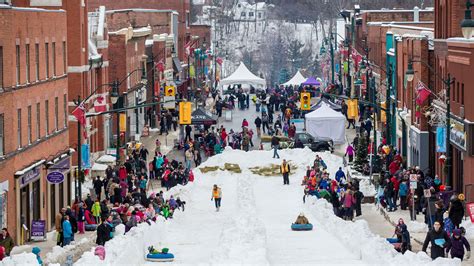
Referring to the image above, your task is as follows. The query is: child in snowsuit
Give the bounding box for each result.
[447,229,471,261]
[294,213,309,224]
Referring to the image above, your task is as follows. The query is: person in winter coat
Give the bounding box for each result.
[345,144,355,163]
[65,208,77,240]
[399,224,411,254]
[294,213,309,224]
[422,221,451,260]
[94,176,103,201]
[242,118,249,128]
[447,229,471,260]
[32,246,43,265]
[434,200,445,228]
[330,189,341,217]
[77,203,86,234]
[55,208,66,246]
[92,200,102,224]
[384,178,396,211]
[342,189,356,220]
[335,167,346,184]
[0,228,15,256]
[399,181,408,210]
[211,184,222,211]
[96,217,112,246]
[271,135,280,159]
[353,187,364,217]
[280,159,290,185]
[62,215,73,246]
[449,195,465,229]
[254,117,262,136]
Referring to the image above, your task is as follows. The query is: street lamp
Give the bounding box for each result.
[359,60,367,74]
[405,60,454,186]
[461,0,474,39]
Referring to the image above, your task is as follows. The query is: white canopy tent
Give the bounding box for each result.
[219,62,266,89]
[281,71,306,86]
[305,103,346,144]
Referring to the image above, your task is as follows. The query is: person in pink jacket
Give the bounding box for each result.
[342,188,356,221]
[345,144,355,163]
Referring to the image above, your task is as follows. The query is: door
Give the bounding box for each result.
[20,185,30,242]
[50,184,56,228]
[32,180,40,221]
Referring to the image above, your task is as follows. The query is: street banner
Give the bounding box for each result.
[119,113,127,132]
[467,202,474,223]
[179,102,192,125]
[81,144,91,169]
[436,126,446,153]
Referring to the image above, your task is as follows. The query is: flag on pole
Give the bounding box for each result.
[72,103,86,125]
[155,61,165,72]
[415,81,431,105]
[216,57,223,65]
[93,95,107,112]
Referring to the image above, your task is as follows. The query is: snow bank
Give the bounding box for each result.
[461,219,474,239]
[0,253,39,266]
[305,198,458,266]
[44,238,92,264]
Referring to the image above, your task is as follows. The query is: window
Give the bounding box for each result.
[249,12,254,17]
[462,83,465,105]
[54,97,59,131]
[0,114,4,156]
[45,100,49,135]
[45,43,49,78]
[258,12,262,19]
[35,43,39,81]
[241,11,246,17]
[17,109,21,148]
[26,44,30,83]
[52,42,56,76]
[63,94,67,127]
[62,41,66,74]
[16,45,20,85]
[0,46,3,89]
[36,103,40,139]
[27,106,31,144]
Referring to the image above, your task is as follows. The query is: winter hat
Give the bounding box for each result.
[32,246,41,255]
[453,229,461,237]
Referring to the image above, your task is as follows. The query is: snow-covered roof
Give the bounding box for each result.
[108,26,152,41]
[281,71,306,86]
[306,103,345,119]
[106,8,178,15]
[220,62,265,88]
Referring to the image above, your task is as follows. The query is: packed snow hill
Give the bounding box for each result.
[7,148,461,265]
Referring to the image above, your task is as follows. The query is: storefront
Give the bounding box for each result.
[0,181,9,230]
[14,160,45,244]
[449,118,467,193]
[46,155,72,231]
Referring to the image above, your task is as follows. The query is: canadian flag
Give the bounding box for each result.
[155,61,165,72]
[93,95,107,113]
[216,57,223,65]
[71,103,86,125]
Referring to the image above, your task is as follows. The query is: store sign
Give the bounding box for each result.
[46,172,65,184]
[450,119,466,151]
[436,126,446,153]
[20,167,40,187]
[81,144,91,169]
[48,157,70,175]
[31,220,46,241]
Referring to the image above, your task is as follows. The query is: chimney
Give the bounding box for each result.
[414,6,420,22]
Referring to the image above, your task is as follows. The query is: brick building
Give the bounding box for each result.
[0,3,71,243]
[434,0,474,201]
[108,25,151,141]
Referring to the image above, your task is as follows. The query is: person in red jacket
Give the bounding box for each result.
[242,118,249,128]
[391,176,400,208]
[389,160,400,175]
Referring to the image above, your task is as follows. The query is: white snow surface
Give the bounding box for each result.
[74,147,460,265]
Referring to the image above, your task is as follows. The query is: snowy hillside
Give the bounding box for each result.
[72,147,459,265]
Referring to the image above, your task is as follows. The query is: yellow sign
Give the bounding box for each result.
[179,102,192,125]
[347,99,359,119]
[119,113,127,132]
[380,102,386,123]
[300,92,311,111]
[165,86,176,96]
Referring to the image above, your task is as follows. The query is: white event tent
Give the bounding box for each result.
[281,71,306,86]
[219,62,266,89]
[305,103,346,144]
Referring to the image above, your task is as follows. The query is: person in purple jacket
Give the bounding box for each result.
[447,229,471,261]
[345,144,355,163]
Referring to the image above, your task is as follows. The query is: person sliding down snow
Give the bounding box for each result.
[294,213,309,224]
[211,185,222,211]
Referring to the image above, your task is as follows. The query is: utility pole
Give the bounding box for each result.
[76,95,81,201]
[445,73,452,187]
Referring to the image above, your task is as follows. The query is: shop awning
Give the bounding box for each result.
[14,160,45,176]
[173,57,182,73]
[91,163,108,171]
[96,154,116,164]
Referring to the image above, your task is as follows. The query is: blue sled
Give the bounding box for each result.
[291,223,313,231]
[146,253,175,262]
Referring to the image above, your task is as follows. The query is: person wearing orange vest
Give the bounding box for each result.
[280,159,291,185]
[211,184,222,211]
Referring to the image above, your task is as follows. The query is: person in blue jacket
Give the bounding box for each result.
[32,247,43,265]
[62,215,73,246]
[399,181,408,210]
[335,167,346,184]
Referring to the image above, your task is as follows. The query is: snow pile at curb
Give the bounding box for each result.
[407,220,429,234]
[305,198,459,266]
[44,237,92,264]
[0,253,39,266]
[461,219,474,239]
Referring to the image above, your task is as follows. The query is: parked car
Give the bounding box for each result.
[290,132,334,153]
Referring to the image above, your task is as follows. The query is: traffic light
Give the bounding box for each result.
[179,101,192,125]
[165,86,175,97]
[300,92,311,110]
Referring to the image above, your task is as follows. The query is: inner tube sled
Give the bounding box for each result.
[146,253,175,262]
[291,223,313,231]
